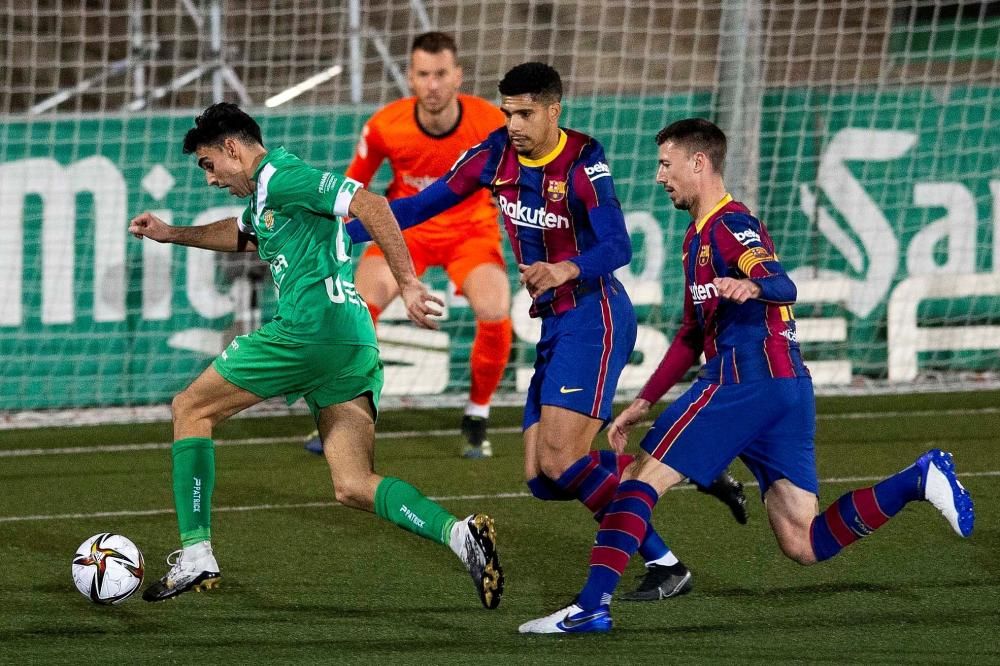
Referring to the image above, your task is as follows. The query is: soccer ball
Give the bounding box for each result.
[71,533,145,605]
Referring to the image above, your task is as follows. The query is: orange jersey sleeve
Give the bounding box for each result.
[349,95,505,243]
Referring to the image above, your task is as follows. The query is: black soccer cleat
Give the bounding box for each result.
[460,415,492,458]
[696,472,749,525]
[620,562,693,602]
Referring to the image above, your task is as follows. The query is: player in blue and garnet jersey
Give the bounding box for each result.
[350,63,745,600]
[519,118,976,634]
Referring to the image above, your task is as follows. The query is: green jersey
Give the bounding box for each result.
[239,146,376,346]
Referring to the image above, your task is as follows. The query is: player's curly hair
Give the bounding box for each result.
[655,118,727,174]
[182,102,264,154]
[498,62,562,104]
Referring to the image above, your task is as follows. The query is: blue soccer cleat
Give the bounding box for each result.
[304,430,323,455]
[916,449,974,537]
[518,603,612,634]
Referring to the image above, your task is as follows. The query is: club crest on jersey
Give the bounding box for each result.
[698,245,711,266]
[263,209,275,231]
[546,179,567,202]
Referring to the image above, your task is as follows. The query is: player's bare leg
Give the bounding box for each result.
[145,367,262,602]
[319,395,505,608]
[459,262,512,459]
[316,396,381,511]
[763,480,821,565]
[529,405,603,481]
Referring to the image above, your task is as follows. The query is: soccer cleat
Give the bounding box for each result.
[518,603,612,634]
[142,541,221,602]
[695,472,748,525]
[304,429,323,455]
[451,514,504,609]
[916,449,975,537]
[619,562,693,602]
[460,415,493,459]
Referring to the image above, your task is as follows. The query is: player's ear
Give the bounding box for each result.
[548,101,562,123]
[224,137,239,160]
[692,151,706,174]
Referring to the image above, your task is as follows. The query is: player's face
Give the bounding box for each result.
[656,141,697,212]
[501,94,561,158]
[195,141,251,197]
[409,49,462,115]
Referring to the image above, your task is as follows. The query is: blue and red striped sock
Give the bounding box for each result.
[809,462,923,561]
[529,452,671,564]
[577,479,659,610]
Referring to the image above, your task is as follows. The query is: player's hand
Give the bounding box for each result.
[713,277,761,304]
[399,278,444,330]
[129,212,174,243]
[518,261,580,298]
[607,398,651,454]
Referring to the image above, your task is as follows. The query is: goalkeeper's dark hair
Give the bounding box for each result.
[655,118,727,174]
[498,62,562,104]
[411,31,458,55]
[182,102,263,155]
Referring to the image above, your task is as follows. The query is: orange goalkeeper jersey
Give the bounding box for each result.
[346,94,505,244]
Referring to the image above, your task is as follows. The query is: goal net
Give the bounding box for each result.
[1,1,998,417]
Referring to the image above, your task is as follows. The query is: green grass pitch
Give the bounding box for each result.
[1,391,998,663]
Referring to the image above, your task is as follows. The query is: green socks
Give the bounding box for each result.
[374,477,457,546]
[172,437,215,547]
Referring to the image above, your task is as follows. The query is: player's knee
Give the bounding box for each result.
[537,453,575,481]
[171,390,195,421]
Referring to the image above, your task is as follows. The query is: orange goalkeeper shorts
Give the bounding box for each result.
[362,226,505,295]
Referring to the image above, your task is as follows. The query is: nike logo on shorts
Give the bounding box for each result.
[560,386,584,394]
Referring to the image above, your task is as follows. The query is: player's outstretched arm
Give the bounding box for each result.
[129,212,256,252]
[349,189,443,329]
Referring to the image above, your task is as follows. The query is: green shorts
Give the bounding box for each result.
[213,326,383,421]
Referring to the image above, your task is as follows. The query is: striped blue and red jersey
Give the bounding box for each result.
[387,126,632,318]
[639,195,809,402]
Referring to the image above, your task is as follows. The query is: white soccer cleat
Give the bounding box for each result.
[450,514,504,609]
[917,449,975,537]
[518,602,612,634]
[142,540,221,602]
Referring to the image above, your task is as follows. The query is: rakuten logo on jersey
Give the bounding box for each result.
[734,229,761,246]
[498,195,569,230]
[689,282,720,304]
[585,161,610,181]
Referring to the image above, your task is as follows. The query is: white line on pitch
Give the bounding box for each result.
[2,405,999,459]
[1,470,997,524]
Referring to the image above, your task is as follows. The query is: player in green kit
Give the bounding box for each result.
[128,102,504,609]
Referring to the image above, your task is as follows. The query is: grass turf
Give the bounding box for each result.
[1,391,998,663]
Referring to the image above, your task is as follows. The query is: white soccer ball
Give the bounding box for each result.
[71,533,145,605]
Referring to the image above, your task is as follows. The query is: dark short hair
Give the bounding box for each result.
[655,118,727,173]
[182,102,263,154]
[411,31,458,55]
[498,62,562,104]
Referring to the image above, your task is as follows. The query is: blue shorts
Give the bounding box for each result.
[523,279,637,430]
[640,377,817,497]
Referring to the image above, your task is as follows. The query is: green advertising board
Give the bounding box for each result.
[1,88,997,410]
